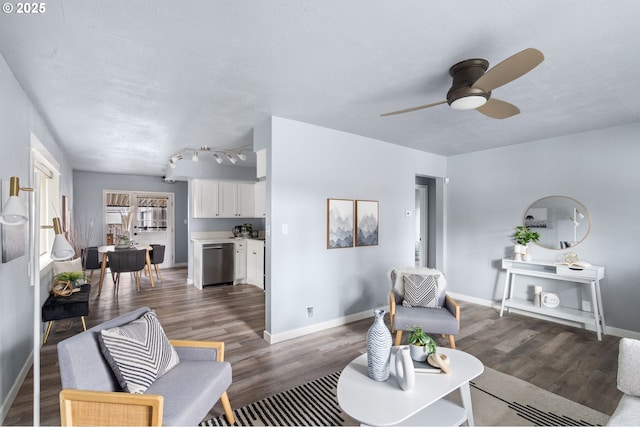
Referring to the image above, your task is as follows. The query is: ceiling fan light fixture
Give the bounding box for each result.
[450,95,487,110]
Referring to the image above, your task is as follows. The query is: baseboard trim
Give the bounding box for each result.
[448,291,640,340]
[0,350,33,425]
[264,306,389,344]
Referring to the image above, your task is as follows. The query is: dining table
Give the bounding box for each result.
[96,245,155,295]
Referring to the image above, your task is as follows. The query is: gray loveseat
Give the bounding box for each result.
[57,307,234,426]
[607,338,640,426]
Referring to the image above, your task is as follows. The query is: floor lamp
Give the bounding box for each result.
[1,177,75,426]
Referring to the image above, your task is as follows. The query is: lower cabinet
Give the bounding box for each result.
[234,241,246,281]
[246,239,265,289]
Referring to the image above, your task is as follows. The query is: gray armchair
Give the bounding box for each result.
[608,338,640,425]
[57,307,234,426]
[389,267,460,348]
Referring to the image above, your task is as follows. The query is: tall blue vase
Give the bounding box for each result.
[366,309,392,381]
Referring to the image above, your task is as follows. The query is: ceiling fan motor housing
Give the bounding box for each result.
[446,58,491,107]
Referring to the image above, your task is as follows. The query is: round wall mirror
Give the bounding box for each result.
[524,196,590,250]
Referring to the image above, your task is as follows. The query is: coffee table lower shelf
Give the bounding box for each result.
[387,399,467,426]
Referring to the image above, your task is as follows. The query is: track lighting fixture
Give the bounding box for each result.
[166,146,249,168]
[0,176,33,225]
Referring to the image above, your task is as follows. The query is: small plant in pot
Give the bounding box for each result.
[407,326,437,362]
[512,225,540,261]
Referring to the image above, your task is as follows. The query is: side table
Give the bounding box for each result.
[42,284,91,344]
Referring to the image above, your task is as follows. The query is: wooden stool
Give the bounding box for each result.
[41,284,91,344]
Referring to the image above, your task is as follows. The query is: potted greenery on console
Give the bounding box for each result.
[407,326,437,362]
[512,225,540,261]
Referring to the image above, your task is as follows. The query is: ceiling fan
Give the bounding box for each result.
[381,48,544,119]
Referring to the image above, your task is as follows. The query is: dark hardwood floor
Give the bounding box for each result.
[4,267,622,425]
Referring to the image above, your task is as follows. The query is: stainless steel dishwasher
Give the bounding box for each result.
[202,243,235,286]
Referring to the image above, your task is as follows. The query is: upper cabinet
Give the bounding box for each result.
[254,180,266,217]
[256,149,266,179]
[192,179,256,218]
[192,179,220,218]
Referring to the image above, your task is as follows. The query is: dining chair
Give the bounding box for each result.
[148,244,166,281]
[107,249,148,293]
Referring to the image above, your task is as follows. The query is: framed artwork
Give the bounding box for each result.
[327,198,354,249]
[356,200,379,246]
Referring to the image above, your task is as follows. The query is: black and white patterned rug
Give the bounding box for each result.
[201,367,609,426]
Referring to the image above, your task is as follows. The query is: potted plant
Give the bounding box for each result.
[512,226,540,261]
[55,271,86,288]
[407,326,437,362]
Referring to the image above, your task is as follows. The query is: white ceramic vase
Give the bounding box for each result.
[395,346,415,391]
[366,309,392,381]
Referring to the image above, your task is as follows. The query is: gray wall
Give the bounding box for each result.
[446,124,640,334]
[0,54,73,421]
[73,171,189,263]
[264,117,447,339]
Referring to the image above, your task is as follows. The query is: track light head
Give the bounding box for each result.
[237,152,247,161]
[226,153,238,164]
[213,153,223,164]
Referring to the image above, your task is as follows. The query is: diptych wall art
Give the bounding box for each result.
[327,198,354,249]
[356,200,379,246]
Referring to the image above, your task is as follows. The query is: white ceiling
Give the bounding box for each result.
[1,1,639,176]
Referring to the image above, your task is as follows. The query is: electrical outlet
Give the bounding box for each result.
[306,306,313,317]
[582,301,591,312]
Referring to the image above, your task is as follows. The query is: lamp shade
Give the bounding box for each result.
[0,195,28,225]
[50,217,75,261]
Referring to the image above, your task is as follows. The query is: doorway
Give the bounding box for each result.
[415,176,439,268]
[103,190,175,268]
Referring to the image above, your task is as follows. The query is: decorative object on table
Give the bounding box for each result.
[534,285,543,307]
[512,225,540,261]
[355,200,379,247]
[366,309,392,381]
[54,270,86,289]
[428,353,451,374]
[394,346,415,391]
[327,198,354,249]
[119,207,134,240]
[115,235,132,249]
[407,326,437,362]
[541,291,560,308]
[412,357,441,373]
[51,278,75,297]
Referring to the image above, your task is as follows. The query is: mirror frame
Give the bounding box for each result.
[524,195,591,250]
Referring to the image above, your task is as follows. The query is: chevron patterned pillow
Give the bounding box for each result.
[402,273,440,308]
[98,311,180,393]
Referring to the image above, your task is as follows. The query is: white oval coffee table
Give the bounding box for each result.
[337,346,484,426]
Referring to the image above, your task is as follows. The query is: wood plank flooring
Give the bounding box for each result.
[4,267,622,425]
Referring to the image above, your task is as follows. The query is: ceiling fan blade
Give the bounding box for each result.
[476,98,520,119]
[380,100,447,117]
[472,48,544,92]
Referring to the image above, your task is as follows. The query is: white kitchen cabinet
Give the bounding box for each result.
[192,179,219,218]
[256,148,266,179]
[219,181,255,217]
[246,239,265,289]
[254,180,266,218]
[234,240,247,281]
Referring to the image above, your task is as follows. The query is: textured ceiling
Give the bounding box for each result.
[1,0,639,176]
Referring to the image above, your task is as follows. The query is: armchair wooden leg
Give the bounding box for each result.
[448,335,456,349]
[395,330,403,346]
[220,391,235,424]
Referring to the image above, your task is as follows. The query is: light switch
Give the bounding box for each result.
[282,224,288,234]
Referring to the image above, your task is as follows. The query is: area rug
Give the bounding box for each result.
[201,367,609,426]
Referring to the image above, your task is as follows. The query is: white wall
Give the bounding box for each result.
[264,117,447,340]
[447,124,640,334]
[0,54,73,421]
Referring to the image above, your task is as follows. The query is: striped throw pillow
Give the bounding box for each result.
[98,311,179,393]
[402,273,440,308]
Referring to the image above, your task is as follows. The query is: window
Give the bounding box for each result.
[32,141,60,263]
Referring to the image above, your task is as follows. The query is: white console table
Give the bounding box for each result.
[500,259,605,340]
